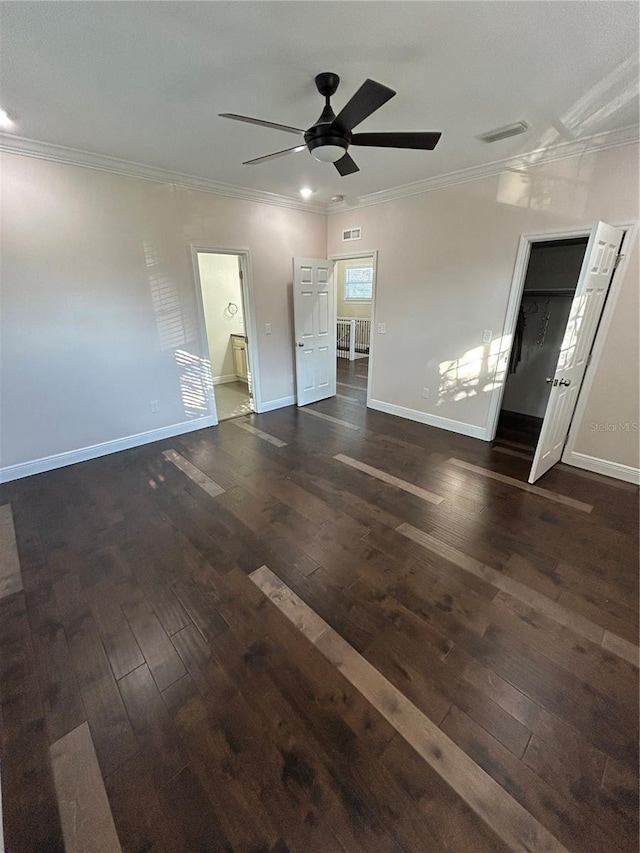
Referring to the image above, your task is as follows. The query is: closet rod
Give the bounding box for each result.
[523,289,575,297]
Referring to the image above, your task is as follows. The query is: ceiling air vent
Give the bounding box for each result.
[342,227,362,241]
[476,121,529,143]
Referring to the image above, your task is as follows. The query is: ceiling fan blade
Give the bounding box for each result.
[334,152,359,176]
[243,145,306,165]
[332,79,396,133]
[351,131,442,150]
[219,113,304,136]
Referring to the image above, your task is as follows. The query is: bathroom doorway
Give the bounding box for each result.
[194,250,255,421]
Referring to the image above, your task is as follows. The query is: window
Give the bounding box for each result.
[345,266,373,301]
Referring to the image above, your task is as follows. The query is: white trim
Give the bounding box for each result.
[0,417,215,484]
[6,130,636,221]
[368,399,489,441]
[327,128,639,212]
[0,134,326,214]
[260,395,296,412]
[212,374,238,386]
[329,249,378,408]
[563,452,640,486]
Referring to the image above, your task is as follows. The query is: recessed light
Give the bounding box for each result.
[476,121,529,143]
[299,187,314,199]
[0,108,15,130]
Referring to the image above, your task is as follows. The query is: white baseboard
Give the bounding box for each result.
[562,451,640,485]
[258,395,296,413]
[368,399,489,441]
[212,374,238,386]
[0,416,216,484]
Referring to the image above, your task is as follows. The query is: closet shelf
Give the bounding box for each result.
[523,289,574,297]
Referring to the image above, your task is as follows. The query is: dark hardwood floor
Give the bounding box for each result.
[1,359,638,852]
[495,409,544,450]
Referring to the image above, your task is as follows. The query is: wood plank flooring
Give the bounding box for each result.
[0,357,637,852]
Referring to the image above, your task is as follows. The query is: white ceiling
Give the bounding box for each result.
[2,1,638,204]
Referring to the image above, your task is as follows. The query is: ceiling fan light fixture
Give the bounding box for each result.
[310,143,347,164]
[221,72,442,177]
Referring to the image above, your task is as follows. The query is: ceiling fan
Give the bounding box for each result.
[220,72,441,176]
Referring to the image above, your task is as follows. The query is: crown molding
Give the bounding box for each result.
[0,134,327,214]
[2,125,637,217]
[328,125,639,213]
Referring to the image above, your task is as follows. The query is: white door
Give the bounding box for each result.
[529,221,624,483]
[293,258,336,406]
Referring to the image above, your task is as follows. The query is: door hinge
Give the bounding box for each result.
[613,253,625,270]
[239,269,244,280]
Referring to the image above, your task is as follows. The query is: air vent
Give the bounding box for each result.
[477,121,529,143]
[342,227,362,241]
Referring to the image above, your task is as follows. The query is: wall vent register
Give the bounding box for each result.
[342,227,362,241]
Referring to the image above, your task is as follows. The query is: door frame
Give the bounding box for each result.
[486,223,637,451]
[328,249,378,407]
[190,246,263,423]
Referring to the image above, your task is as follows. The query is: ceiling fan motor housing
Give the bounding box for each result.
[306,72,350,161]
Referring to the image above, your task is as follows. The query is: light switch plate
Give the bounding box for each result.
[265,323,272,335]
[377,323,386,334]
[482,329,492,344]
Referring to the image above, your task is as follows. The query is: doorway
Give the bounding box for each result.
[496,237,588,449]
[194,250,255,422]
[491,221,626,483]
[334,253,375,402]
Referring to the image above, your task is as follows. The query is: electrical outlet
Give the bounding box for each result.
[150,400,159,413]
[265,323,272,335]
[482,329,492,344]
[377,322,386,334]
[422,388,429,399]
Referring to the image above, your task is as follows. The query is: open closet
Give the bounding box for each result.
[496,237,589,449]
[494,220,626,484]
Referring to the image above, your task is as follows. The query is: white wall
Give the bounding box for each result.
[198,252,245,382]
[2,142,638,480]
[0,152,326,472]
[328,143,640,471]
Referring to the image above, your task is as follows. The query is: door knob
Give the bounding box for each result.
[297,342,304,347]
[545,377,553,383]
[558,378,571,386]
